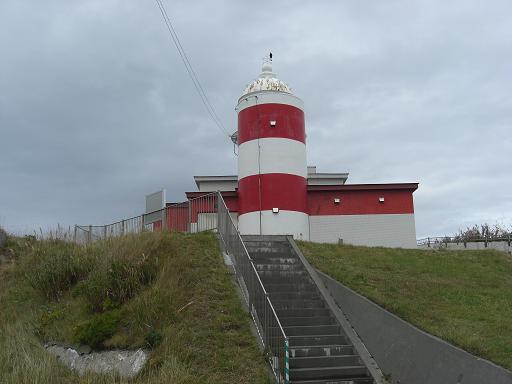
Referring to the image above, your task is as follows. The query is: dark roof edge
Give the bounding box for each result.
[308,183,419,192]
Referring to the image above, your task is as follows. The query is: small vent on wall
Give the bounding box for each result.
[334,198,341,204]
[379,197,385,203]
[270,120,276,127]
[272,207,279,213]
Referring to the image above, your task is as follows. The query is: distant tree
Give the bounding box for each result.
[454,223,511,242]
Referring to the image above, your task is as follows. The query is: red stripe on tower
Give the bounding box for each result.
[238,103,306,144]
[238,174,307,215]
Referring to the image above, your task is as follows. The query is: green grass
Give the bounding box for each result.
[298,241,512,370]
[0,231,271,384]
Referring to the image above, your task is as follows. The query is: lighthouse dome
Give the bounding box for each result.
[242,61,292,96]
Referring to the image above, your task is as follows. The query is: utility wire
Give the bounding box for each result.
[155,0,230,138]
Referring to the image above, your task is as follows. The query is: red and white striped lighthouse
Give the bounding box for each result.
[236,57,309,239]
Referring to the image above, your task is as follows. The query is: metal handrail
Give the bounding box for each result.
[216,192,289,384]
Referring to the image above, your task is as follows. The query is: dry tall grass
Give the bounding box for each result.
[0,231,270,384]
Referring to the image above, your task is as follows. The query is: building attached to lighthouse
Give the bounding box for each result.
[236,60,309,239]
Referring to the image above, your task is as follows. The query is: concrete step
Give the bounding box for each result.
[276,308,332,318]
[284,325,341,336]
[272,299,326,310]
[269,292,322,301]
[289,335,347,347]
[290,355,361,369]
[252,257,299,265]
[250,250,295,257]
[258,270,309,279]
[246,245,291,253]
[254,263,304,271]
[280,316,335,326]
[290,345,354,358]
[264,282,317,292]
[290,366,369,381]
[291,378,373,384]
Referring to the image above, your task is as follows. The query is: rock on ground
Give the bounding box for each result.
[45,344,149,378]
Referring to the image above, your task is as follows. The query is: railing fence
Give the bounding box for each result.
[417,235,512,248]
[217,193,289,383]
[74,193,217,243]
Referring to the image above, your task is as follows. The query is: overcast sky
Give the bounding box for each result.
[1,0,511,238]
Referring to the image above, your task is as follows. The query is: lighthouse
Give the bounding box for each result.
[236,57,310,239]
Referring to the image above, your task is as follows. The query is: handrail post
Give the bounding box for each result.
[284,337,290,384]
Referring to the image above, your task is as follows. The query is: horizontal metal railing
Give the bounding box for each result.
[417,235,512,248]
[74,192,218,243]
[216,192,289,383]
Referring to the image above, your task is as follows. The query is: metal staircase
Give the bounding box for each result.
[242,236,379,384]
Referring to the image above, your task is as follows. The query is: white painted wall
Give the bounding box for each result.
[191,212,238,233]
[197,180,237,192]
[310,214,417,248]
[239,210,309,240]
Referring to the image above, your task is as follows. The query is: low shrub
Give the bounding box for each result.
[76,255,158,312]
[74,310,122,348]
[144,329,163,348]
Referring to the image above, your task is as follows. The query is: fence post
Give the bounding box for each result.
[162,207,167,231]
[188,201,192,233]
[73,225,77,243]
[284,337,290,384]
[88,225,92,243]
[141,214,145,233]
[121,220,125,236]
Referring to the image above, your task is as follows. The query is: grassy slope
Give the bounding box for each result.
[298,242,512,370]
[0,231,270,384]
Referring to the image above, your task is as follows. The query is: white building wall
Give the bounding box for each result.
[239,210,310,241]
[310,214,417,248]
[197,180,238,192]
[193,212,238,233]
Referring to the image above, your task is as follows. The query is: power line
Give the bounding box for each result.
[154,0,230,138]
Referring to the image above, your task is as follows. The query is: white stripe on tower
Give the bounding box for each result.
[238,138,307,180]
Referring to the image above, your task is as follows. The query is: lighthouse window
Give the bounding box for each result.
[379,197,385,203]
[270,120,277,127]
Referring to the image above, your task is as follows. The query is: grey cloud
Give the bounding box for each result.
[0,0,510,238]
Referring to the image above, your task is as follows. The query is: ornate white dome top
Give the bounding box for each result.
[242,60,292,96]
